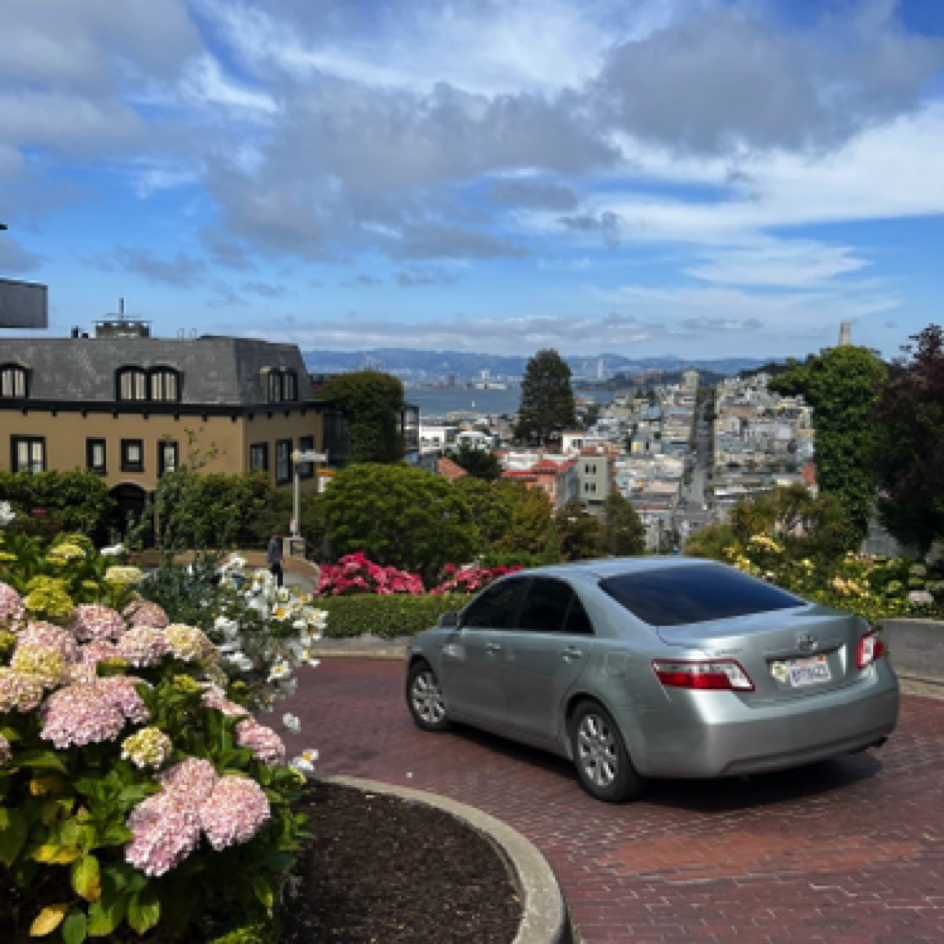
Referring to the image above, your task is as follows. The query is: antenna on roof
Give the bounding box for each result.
[119,298,125,319]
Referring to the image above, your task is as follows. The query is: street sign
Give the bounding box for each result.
[292,450,328,464]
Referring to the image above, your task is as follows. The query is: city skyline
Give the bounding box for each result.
[2,0,944,359]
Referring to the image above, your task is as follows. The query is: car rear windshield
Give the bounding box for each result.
[598,565,804,627]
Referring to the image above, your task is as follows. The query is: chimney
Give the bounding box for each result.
[839,322,851,346]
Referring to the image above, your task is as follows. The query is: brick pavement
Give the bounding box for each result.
[279,659,944,944]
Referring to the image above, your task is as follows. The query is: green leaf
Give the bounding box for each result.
[127,887,160,936]
[0,806,29,866]
[251,876,274,914]
[71,854,101,902]
[86,891,126,938]
[15,751,67,773]
[61,911,87,944]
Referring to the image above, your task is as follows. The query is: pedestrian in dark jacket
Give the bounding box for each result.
[266,533,283,588]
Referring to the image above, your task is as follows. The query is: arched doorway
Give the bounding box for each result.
[108,483,152,546]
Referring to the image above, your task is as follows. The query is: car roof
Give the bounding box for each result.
[512,556,719,581]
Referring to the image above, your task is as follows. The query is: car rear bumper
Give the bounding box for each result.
[628,661,900,779]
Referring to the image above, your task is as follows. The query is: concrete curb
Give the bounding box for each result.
[313,773,571,944]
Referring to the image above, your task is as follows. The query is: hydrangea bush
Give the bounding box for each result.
[0,525,320,943]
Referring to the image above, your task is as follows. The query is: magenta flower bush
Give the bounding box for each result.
[316,551,425,596]
[431,562,523,595]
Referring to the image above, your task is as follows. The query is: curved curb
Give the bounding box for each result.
[313,772,571,944]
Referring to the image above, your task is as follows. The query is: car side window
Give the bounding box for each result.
[516,578,575,633]
[563,594,595,636]
[461,579,528,630]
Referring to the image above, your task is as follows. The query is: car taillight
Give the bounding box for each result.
[856,630,885,670]
[652,659,755,691]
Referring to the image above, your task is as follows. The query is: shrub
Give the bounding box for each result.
[0,535,320,944]
[0,472,114,544]
[316,553,424,597]
[317,592,473,639]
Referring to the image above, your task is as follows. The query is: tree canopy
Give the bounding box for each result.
[601,493,646,557]
[769,346,886,548]
[448,440,502,481]
[514,349,577,445]
[451,477,513,548]
[553,500,604,561]
[492,480,554,556]
[319,370,405,463]
[870,324,944,555]
[320,463,480,580]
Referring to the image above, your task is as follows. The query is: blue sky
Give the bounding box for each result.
[2,0,944,360]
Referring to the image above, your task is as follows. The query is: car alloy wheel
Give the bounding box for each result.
[407,662,451,732]
[570,701,646,803]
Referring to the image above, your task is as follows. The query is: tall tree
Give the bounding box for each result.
[601,493,646,557]
[492,480,554,555]
[769,346,886,548]
[319,370,404,463]
[514,349,577,445]
[448,440,502,481]
[553,500,604,561]
[870,324,944,555]
[451,477,512,548]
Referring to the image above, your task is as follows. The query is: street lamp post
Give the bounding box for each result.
[288,448,328,556]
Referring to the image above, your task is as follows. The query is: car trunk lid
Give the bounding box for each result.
[656,606,870,700]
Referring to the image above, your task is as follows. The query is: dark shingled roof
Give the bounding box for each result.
[1,336,317,407]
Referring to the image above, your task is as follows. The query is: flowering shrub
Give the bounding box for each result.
[0,537,321,942]
[316,552,424,596]
[431,563,523,595]
[722,538,944,622]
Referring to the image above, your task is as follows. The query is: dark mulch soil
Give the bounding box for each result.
[281,781,522,944]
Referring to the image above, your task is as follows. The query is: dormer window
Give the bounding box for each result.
[116,366,181,402]
[117,367,148,401]
[0,365,28,398]
[149,368,180,402]
[266,368,299,403]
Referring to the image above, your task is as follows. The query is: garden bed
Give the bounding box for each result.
[281,780,522,944]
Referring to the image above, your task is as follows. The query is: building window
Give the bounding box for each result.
[266,369,299,403]
[298,435,314,479]
[158,440,178,478]
[0,365,28,398]
[267,371,282,403]
[283,371,298,401]
[117,368,148,401]
[149,369,180,402]
[275,439,292,485]
[87,439,107,475]
[11,436,44,474]
[250,443,269,473]
[121,439,144,472]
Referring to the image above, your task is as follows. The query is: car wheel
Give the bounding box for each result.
[570,701,646,803]
[407,661,451,732]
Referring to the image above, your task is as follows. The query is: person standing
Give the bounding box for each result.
[267,532,283,587]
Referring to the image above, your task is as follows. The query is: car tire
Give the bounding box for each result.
[407,661,451,733]
[570,701,647,803]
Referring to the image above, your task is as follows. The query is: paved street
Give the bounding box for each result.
[281,658,944,944]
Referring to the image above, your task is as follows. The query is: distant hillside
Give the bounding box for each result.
[302,348,767,379]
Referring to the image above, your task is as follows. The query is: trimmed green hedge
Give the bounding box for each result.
[317,592,474,639]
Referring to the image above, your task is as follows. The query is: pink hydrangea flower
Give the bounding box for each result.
[117,626,170,667]
[40,676,149,748]
[202,685,250,719]
[0,732,11,764]
[70,604,126,642]
[0,582,24,633]
[0,668,44,712]
[16,622,80,663]
[236,719,286,765]
[125,790,203,877]
[199,776,271,851]
[80,640,123,667]
[157,757,219,804]
[123,599,169,629]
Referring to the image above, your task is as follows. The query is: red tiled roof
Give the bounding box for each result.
[437,457,468,482]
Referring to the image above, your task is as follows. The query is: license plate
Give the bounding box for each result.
[787,655,830,687]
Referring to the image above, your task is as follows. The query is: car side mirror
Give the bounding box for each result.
[437,611,459,629]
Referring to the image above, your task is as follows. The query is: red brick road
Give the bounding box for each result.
[280,659,944,944]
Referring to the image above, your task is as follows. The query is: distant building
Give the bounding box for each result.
[839,322,852,346]
[683,369,699,391]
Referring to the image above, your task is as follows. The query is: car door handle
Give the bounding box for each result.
[485,643,502,654]
[561,646,583,661]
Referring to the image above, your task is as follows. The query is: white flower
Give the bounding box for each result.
[99,543,125,557]
[290,749,319,773]
[268,662,292,683]
[282,713,301,734]
[0,500,16,527]
[214,616,239,640]
[277,678,298,697]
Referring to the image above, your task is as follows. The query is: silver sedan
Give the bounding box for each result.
[405,558,900,803]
